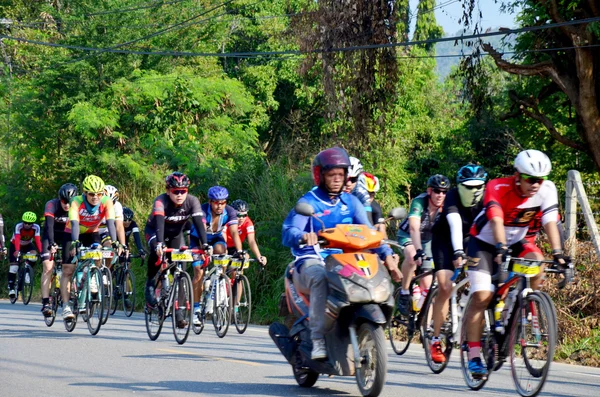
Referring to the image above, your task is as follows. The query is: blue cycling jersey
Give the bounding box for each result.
[282,187,392,267]
[190,203,238,239]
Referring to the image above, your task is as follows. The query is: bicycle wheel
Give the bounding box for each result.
[86,267,103,335]
[122,269,136,317]
[388,288,414,355]
[110,268,120,315]
[537,291,558,345]
[44,285,59,327]
[64,279,78,332]
[22,264,34,305]
[100,267,112,325]
[172,271,193,345]
[145,301,164,341]
[192,290,207,335]
[421,288,452,374]
[212,275,232,338]
[459,296,490,390]
[509,292,556,397]
[234,275,251,334]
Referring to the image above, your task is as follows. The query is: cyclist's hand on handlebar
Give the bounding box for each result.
[69,240,80,257]
[494,243,508,265]
[453,250,466,268]
[385,255,402,282]
[413,248,425,267]
[301,232,319,246]
[552,249,566,266]
[139,249,147,261]
[259,256,268,267]
[49,243,58,255]
[155,243,164,260]
[202,243,213,256]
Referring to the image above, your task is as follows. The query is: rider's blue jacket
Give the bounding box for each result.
[282,186,393,268]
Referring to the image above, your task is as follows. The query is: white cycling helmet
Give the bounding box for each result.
[514,150,552,177]
[358,172,380,193]
[104,185,119,203]
[348,156,364,178]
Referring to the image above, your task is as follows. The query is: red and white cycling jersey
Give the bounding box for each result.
[470,177,559,246]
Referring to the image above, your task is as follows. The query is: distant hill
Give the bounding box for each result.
[435,29,514,81]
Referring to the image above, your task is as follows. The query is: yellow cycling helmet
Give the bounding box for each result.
[22,211,37,223]
[82,175,105,193]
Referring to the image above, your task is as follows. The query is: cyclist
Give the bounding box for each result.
[357,172,387,236]
[225,200,267,264]
[429,164,487,363]
[144,172,208,329]
[62,175,118,320]
[464,149,564,378]
[189,186,242,325]
[344,156,374,223]
[7,211,42,298]
[396,174,451,316]
[99,185,127,260]
[282,147,401,360]
[40,183,78,317]
[0,212,5,257]
[122,207,147,259]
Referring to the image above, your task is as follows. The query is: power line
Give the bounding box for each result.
[3,15,599,60]
[85,0,189,17]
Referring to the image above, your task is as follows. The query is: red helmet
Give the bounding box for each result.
[311,147,351,186]
[165,172,190,189]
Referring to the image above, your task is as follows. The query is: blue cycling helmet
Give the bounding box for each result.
[208,186,229,200]
[457,164,487,186]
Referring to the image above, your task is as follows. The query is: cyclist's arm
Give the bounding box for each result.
[117,220,126,246]
[104,199,117,242]
[540,181,561,251]
[408,217,423,250]
[45,215,56,245]
[543,221,563,252]
[190,196,207,246]
[14,227,21,253]
[282,199,312,248]
[483,181,507,246]
[228,224,243,251]
[68,200,81,241]
[34,225,42,252]
[132,228,145,253]
[246,232,262,260]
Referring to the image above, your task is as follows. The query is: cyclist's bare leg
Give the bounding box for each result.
[465,289,493,359]
[400,244,417,291]
[213,244,226,255]
[61,263,75,304]
[41,259,54,299]
[525,251,545,290]
[432,269,453,336]
[193,266,205,303]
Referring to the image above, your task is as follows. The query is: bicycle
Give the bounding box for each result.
[44,248,63,327]
[227,253,259,334]
[99,251,114,325]
[9,251,37,305]
[144,247,198,345]
[192,253,232,338]
[64,244,115,335]
[110,252,140,317]
[387,258,436,355]
[459,256,570,397]
[419,265,470,373]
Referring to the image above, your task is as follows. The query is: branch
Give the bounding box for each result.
[542,0,579,36]
[508,91,588,152]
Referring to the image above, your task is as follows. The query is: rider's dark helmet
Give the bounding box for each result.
[457,164,487,185]
[231,199,249,213]
[165,172,190,189]
[123,207,134,221]
[427,174,451,191]
[311,147,351,194]
[58,183,78,202]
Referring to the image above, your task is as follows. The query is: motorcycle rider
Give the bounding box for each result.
[282,147,401,360]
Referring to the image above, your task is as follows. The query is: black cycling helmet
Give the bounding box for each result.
[231,199,249,213]
[58,183,78,202]
[427,174,451,190]
[165,172,190,189]
[311,147,351,195]
[457,164,487,186]
[123,207,134,221]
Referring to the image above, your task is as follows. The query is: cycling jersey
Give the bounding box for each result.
[282,186,391,267]
[371,200,385,225]
[145,193,206,245]
[11,222,42,252]
[124,220,144,252]
[470,177,559,246]
[398,193,442,243]
[43,198,69,245]
[190,203,238,242]
[225,216,255,248]
[351,183,373,221]
[99,201,124,233]
[65,195,116,237]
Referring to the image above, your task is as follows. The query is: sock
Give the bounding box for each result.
[400,289,410,295]
[468,342,481,360]
[432,336,440,343]
[42,298,50,305]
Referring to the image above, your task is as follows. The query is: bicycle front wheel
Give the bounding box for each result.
[110,268,120,315]
[509,292,556,397]
[172,271,193,345]
[44,285,60,327]
[86,267,103,335]
[233,275,251,334]
[212,275,232,338]
[122,269,136,317]
[388,288,414,355]
[145,302,164,341]
[100,267,112,325]
[421,287,452,374]
[22,264,34,305]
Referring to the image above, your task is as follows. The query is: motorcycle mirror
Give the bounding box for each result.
[388,207,407,220]
[294,202,315,217]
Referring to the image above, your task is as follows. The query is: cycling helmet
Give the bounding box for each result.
[427,174,451,190]
[22,211,37,223]
[358,172,380,193]
[82,175,105,193]
[165,172,191,189]
[123,207,134,221]
[208,186,229,201]
[231,199,249,213]
[104,185,119,203]
[58,183,78,202]
[514,150,552,177]
[348,156,364,178]
[312,147,351,187]
[457,164,487,186]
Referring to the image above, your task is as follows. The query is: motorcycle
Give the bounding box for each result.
[270,202,406,397]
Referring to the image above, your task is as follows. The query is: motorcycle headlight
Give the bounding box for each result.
[342,279,371,303]
[373,277,392,302]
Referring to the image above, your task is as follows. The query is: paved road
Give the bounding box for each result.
[0,300,597,396]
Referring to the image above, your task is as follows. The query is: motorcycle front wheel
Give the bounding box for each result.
[355,322,387,397]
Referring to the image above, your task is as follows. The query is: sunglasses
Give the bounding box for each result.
[23,222,34,226]
[87,192,104,197]
[171,189,188,195]
[237,213,248,218]
[347,177,358,183]
[211,200,227,206]
[61,199,70,205]
[520,174,547,184]
[432,188,448,195]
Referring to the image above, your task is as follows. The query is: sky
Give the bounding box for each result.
[414,0,521,35]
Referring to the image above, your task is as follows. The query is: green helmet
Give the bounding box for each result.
[22,211,37,223]
[82,175,105,193]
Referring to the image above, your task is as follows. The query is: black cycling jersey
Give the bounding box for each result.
[433,188,483,241]
[371,200,385,225]
[43,198,69,245]
[145,193,207,245]
[125,220,144,251]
